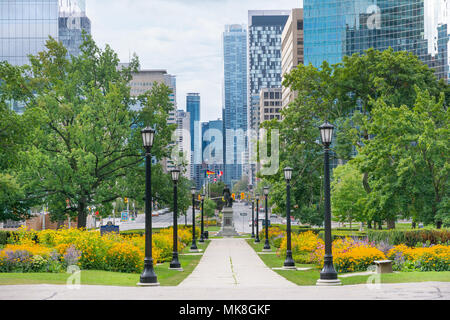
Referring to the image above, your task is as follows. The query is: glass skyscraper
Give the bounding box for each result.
[0,0,59,67]
[247,10,290,185]
[304,0,450,81]
[58,0,91,58]
[201,119,224,188]
[223,24,247,188]
[186,93,202,189]
[1,0,91,113]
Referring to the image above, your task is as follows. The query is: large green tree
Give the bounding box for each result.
[261,48,449,228]
[7,35,176,228]
[355,88,449,228]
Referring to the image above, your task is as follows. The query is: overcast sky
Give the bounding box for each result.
[86,0,302,122]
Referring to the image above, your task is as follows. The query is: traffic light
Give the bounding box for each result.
[231,193,235,200]
[240,192,245,200]
[124,197,128,203]
[198,194,201,201]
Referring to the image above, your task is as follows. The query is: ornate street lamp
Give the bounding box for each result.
[249,184,255,238]
[254,194,260,243]
[263,187,271,251]
[283,167,295,269]
[317,122,341,285]
[169,168,182,270]
[190,187,198,251]
[138,127,159,286]
[199,193,205,243]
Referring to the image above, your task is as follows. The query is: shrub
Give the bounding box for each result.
[105,242,144,273]
[278,231,323,264]
[387,244,450,272]
[368,229,450,246]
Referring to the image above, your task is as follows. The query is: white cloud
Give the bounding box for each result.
[86,0,302,122]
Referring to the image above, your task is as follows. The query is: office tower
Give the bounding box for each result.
[128,68,177,170]
[259,88,282,123]
[281,8,304,109]
[303,0,449,81]
[223,24,247,188]
[201,119,224,190]
[58,0,91,58]
[0,0,91,113]
[186,93,202,189]
[247,10,290,185]
[175,110,191,179]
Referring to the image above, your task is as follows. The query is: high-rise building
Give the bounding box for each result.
[281,8,304,109]
[175,110,191,179]
[0,0,91,113]
[259,88,282,123]
[201,119,224,189]
[247,10,289,185]
[303,0,450,82]
[186,93,202,189]
[128,68,177,171]
[58,0,91,58]
[222,24,247,188]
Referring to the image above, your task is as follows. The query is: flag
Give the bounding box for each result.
[218,171,223,176]
[214,178,217,182]
[206,170,215,175]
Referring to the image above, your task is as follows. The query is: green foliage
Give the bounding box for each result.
[331,162,368,226]
[0,35,176,227]
[367,229,450,246]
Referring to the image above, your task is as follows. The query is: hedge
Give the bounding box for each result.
[367,229,450,246]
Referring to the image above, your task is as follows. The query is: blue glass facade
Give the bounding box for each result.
[186,93,201,189]
[59,0,91,58]
[201,119,224,188]
[304,0,449,81]
[223,24,247,187]
[0,0,59,66]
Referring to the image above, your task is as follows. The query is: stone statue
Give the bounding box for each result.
[222,185,233,208]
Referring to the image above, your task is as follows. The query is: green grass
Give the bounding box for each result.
[0,241,210,287]
[245,239,450,286]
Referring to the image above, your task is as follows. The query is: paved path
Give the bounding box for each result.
[178,238,296,288]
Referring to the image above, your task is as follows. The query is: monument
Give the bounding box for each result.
[216,185,239,237]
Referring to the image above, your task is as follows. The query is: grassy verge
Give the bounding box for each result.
[245,239,450,286]
[0,241,210,287]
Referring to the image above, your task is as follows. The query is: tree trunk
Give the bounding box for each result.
[77,200,87,229]
[412,221,416,229]
[56,219,64,230]
[378,220,383,230]
[368,221,372,229]
[387,218,395,230]
[436,220,442,229]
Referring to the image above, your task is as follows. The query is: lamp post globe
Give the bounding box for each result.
[199,193,205,243]
[169,168,182,270]
[263,187,271,251]
[190,187,198,251]
[283,167,295,269]
[138,127,159,286]
[254,194,260,243]
[317,122,341,285]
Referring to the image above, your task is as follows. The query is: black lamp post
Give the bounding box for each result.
[283,167,295,269]
[199,193,205,243]
[169,168,182,270]
[249,184,254,238]
[263,187,271,251]
[190,187,198,251]
[254,194,260,243]
[317,122,341,285]
[138,127,159,286]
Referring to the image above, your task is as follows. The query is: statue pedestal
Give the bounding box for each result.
[216,207,239,237]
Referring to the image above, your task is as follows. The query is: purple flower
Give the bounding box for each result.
[5,250,32,263]
[63,245,81,266]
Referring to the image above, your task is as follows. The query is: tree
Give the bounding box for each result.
[355,88,449,228]
[232,175,249,194]
[9,35,175,228]
[331,162,367,229]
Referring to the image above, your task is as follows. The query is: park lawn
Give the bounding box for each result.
[245,239,450,286]
[0,240,210,287]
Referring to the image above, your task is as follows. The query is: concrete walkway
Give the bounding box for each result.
[178,238,296,288]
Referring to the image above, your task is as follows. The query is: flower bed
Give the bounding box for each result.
[387,244,450,272]
[0,226,194,274]
[311,238,386,273]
